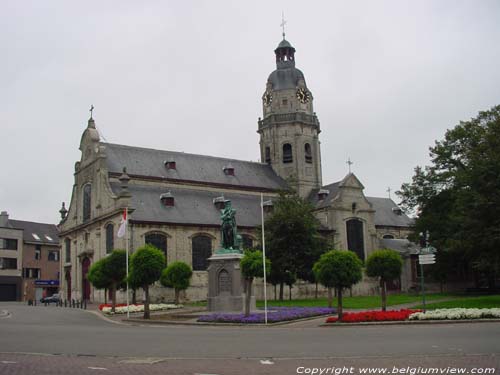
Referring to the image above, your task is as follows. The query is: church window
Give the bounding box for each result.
[305,143,312,163]
[346,219,365,261]
[241,234,254,249]
[383,234,395,239]
[65,238,71,262]
[105,223,114,254]
[83,184,91,222]
[265,147,271,164]
[145,233,167,263]
[160,192,174,207]
[282,99,288,106]
[192,235,212,271]
[283,143,293,163]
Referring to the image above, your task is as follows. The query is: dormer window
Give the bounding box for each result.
[160,192,174,207]
[317,189,329,201]
[392,207,403,215]
[223,164,235,176]
[213,196,226,210]
[263,200,274,214]
[164,160,176,170]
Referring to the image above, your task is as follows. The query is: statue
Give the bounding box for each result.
[219,200,241,252]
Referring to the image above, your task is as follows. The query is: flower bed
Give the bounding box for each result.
[326,309,420,323]
[99,303,183,315]
[409,308,500,320]
[198,307,335,324]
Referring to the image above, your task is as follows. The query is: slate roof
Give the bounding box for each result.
[9,220,59,245]
[366,197,414,227]
[308,181,341,209]
[111,182,272,228]
[267,67,306,91]
[103,143,287,191]
[380,238,420,256]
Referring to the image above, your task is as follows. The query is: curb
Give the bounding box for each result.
[319,318,500,327]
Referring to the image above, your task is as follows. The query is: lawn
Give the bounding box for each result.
[416,295,500,310]
[255,293,452,309]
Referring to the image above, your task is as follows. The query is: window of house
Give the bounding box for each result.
[305,143,312,163]
[0,238,18,250]
[265,147,271,164]
[145,233,167,262]
[105,223,114,254]
[283,143,293,163]
[65,238,71,263]
[192,235,212,271]
[23,268,41,279]
[83,184,91,222]
[32,233,41,241]
[48,250,59,262]
[0,257,17,269]
[35,245,41,260]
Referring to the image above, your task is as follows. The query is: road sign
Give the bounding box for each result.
[419,259,436,265]
[419,254,435,261]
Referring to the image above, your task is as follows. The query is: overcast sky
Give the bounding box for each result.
[2,0,500,224]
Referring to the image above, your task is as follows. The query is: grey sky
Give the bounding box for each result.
[2,0,500,224]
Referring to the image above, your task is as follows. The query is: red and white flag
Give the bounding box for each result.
[117,208,127,238]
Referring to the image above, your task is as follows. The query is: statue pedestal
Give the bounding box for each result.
[207,252,255,312]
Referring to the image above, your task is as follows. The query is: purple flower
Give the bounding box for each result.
[197,307,336,323]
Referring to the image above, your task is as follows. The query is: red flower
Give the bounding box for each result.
[325,309,421,323]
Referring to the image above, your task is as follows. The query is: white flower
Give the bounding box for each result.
[409,308,500,321]
[102,303,183,315]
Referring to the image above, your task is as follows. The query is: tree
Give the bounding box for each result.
[129,244,165,319]
[313,250,363,318]
[240,250,271,316]
[102,250,127,313]
[160,261,193,305]
[265,189,325,300]
[365,249,403,311]
[88,258,112,296]
[398,105,500,288]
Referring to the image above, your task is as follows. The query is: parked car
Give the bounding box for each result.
[40,293,60,304]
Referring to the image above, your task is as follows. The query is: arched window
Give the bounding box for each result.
[192,235,212,271]
[346,219,365,261]
[305,143,312,163]
[105,223,114,254]
[83,184,91,222]
[383,234,395,239]
[265,147,271,164]
[65,238,71,263]
[145,233,167,263]
[241,234,254,249]
[283,143,293,163]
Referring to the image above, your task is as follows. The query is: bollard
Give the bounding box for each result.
[80,300,84,309]
[64,300,67,308]
[76,300,80,308]
[83,300,87,309]
[72,299,75,308]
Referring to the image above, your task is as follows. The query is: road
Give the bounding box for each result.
[0,302,499,374]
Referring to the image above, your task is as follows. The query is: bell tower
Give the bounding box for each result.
[257,37,322,198]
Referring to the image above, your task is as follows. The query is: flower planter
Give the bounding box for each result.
[326,309,420,323]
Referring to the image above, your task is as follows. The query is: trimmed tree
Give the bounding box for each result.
[313,250,363,318]
[160,261,193,305]
[240,250,271,317]
[88,258,112,301]
[101,250,127,313]
[366,249,403,311]
[129,244,165,319]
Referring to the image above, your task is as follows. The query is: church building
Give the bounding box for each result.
[58,36,415,303]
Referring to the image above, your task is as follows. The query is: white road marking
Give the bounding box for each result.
[88,367,108,370]
[1,361,17,364]
[260,359,274,365]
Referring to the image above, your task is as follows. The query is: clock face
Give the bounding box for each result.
[296,88,311,104]
[263,91,273,106]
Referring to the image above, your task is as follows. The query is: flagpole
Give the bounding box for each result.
[260,193,268,325]
[125,207,130,319]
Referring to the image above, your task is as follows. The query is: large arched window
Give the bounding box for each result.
[282,143,293,163]
[192,235,212,271]
[346,219,365,261]
[65,238,71,263]
[145,233,167,263]
[83,184,91,222]
[305,143,312,163]
[105,223,114,254]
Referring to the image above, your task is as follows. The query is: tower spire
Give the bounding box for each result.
[280,12,287,40]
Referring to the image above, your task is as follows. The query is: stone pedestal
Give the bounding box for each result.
[207,252,255,312]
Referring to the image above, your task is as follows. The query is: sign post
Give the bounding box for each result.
[418,246,436,312]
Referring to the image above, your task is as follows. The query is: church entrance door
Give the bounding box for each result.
[65,269,71,301]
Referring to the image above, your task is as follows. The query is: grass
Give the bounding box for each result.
[256,293,453,309]
[416,295,500,310]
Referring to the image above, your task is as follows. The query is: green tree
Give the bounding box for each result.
[398,105,500,288]
[102,250,127,313]
[160,261,193,305]
[313,250,363,318]
[240,250,271,316]
[265,189,325,300]
[365,249,403,311]
[88,258,112,296]
[129,244,165,319]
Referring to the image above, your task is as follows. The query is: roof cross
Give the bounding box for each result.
[89,105,94,119]
[346,157,353,174]
[280,11,287,39]
[387,187,392,199]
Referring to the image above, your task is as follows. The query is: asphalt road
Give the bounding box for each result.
[0,302,499,374]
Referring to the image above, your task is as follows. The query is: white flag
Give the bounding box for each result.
[117,208,127,238]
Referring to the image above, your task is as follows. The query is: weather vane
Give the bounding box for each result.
[280,11,287,39]
[89,105,94,119]
[346,157,353,174]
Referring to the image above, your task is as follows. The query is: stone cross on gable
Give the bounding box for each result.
[346,157,353,174]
